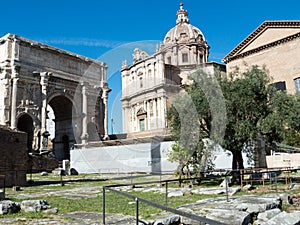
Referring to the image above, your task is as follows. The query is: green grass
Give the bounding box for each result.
[1,173,300,222]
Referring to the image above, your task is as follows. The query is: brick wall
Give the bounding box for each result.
[0,126,28,187]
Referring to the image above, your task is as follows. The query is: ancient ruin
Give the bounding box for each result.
[0,34,110,161]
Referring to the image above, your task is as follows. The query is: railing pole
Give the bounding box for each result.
[165,181,168,209]
[225,176,229,202]
[3,175,6,197]
[135,197,139,225]
[102,187,106,225]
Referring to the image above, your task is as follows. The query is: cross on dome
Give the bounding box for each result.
[176,0,189,24]
[180,0,183,10]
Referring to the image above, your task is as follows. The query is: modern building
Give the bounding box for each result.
[223,21,300,94]
[0,33,110,161]
[121,2,225,138]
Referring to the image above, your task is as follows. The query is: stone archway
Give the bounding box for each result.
[17,114,34,152]
[48,96,75,161]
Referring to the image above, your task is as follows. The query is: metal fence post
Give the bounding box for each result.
[135,197,139,225]
[165,181,168,209]
[102,187,106,225]
[225,176,229,202]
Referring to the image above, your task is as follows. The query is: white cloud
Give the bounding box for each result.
[37,37,126,48]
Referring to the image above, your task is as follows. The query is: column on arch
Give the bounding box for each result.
[81,82,88,144]
[102,88,110,140]
[10,76,19,130]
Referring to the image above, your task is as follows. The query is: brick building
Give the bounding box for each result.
[0,126,28,187]
[223,21,300,94]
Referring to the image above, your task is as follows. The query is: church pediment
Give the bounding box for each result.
[136,107,147,116]
[241,27,300,53]
[223,21,300,63]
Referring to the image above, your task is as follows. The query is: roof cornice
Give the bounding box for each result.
[224,31,300,63]
[0,33,106,66]
[223,20,300,63]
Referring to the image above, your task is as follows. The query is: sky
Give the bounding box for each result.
[1,0,299,134]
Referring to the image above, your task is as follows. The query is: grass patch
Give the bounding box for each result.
[2,172,300,222]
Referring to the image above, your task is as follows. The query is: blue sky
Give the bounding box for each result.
[1,0,299,134]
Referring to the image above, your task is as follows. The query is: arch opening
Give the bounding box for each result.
[17,114,34,152]
[48,95,76,161]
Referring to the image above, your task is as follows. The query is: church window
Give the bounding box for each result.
[200,55,203,63]
[182,53,188,63]
[167,56,171,64]
[140,77,143,88]
[148,69,152,77]
[294,77,300,94]
[271,81,286,91]
[139,119,145,131]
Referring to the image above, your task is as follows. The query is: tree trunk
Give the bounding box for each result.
[236,150,244,170]
[178,160,184,187]
[231,150,244,185]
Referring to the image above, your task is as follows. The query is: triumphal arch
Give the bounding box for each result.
[0,34,110,160]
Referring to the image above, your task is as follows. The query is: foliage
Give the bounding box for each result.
[167,66,225,177]
[260,91,300,147]
[167,64,300,174]
[221,65,273,170]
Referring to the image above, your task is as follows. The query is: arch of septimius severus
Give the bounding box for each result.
[0,34,110,160]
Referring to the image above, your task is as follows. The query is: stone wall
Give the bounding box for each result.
[0,126,28,187]
[226,38,300,94]
[224,22,300,94]
[29,154,59,173]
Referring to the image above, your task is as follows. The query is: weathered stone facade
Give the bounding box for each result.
[223,21,300,94]
[0,126,28,187]
[121,3,225,138]
[0,34,110,161]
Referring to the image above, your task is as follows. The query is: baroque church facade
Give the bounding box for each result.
[121,3,225,138]
[0,34,110,161]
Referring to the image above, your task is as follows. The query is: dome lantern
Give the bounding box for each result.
[176,1,189,25]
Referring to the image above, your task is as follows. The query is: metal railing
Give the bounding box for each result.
[101,167,298,224]
[102,177,228,225]
[239,167,294,189]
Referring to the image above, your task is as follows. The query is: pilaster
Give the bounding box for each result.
[81,82,89,144]
[102,88,110,140]
[40,72,51,151]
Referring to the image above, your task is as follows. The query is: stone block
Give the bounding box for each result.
[153,215,181,225]
[256,208,281,223]
[20,200,49,212]
[0,128,28,187]
[260,211,300,225]
[206,209,252,225]
[0,200,20,215]
[43,207,58,214]
[0,191,4,200]
[40,171,48,176]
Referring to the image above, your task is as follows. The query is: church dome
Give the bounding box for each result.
[163,2,206,45]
